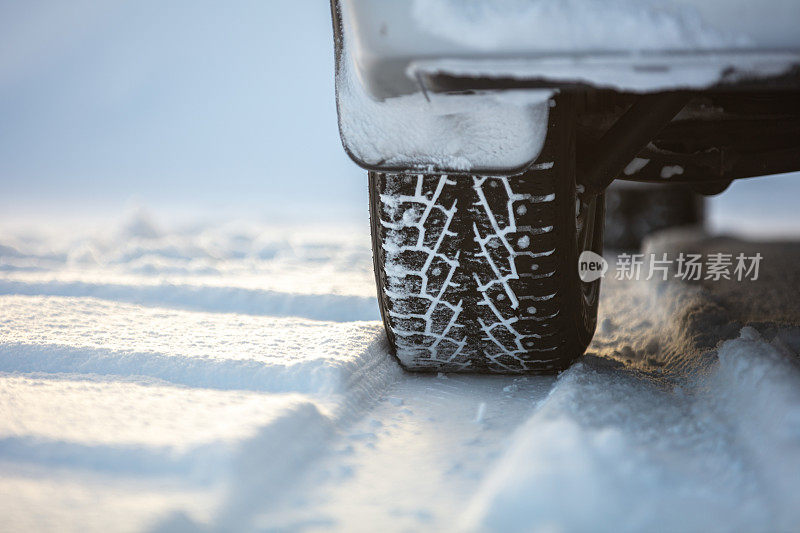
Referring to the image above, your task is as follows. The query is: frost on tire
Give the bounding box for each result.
[376,173,468,370]
[369,101,602,374]
[470,172,563,371]
[371,166,590,373]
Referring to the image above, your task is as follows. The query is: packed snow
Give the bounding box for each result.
[336,62,552,171]
[335,1,552,172]
[336,52,552,171]
[1,212,799,532]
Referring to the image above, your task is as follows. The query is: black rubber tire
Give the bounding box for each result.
[368,100,605,373]
[604,182,705,251]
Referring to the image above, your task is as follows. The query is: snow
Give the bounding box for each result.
[336,1,552,172]
[0,213,393,531]
[0,211,378,320]
[466,325,800,532]
[661,165,685,178]
[0,296,388,394]
[2,213,800,531]
[337,57,552,170]
[624,157,651,175]
[3,1,800,529]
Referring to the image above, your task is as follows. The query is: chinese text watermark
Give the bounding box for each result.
[614,252,762,281]
[578,252,763,282]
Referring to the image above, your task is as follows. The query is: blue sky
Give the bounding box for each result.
[0,0,797,234]
[0,0,362,221]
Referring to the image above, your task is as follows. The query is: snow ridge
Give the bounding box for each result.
[0,279,377,322]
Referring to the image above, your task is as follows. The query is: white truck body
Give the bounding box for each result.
[333,0,800,173]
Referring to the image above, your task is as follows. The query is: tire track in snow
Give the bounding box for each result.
[243,235,800,532]
[3,222,799,532]
[0,295,403,522]
[0,220,397,531]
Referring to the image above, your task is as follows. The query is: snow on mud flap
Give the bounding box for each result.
[369,102,605,373]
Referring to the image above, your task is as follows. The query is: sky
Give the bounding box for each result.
[0,0,363,222]
[0,0,797,235]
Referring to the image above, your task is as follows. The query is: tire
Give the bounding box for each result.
[368,99,605,373]
[605,182,705,251]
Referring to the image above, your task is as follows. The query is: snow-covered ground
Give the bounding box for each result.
[1,212,799,532]
[2,3,800,531]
